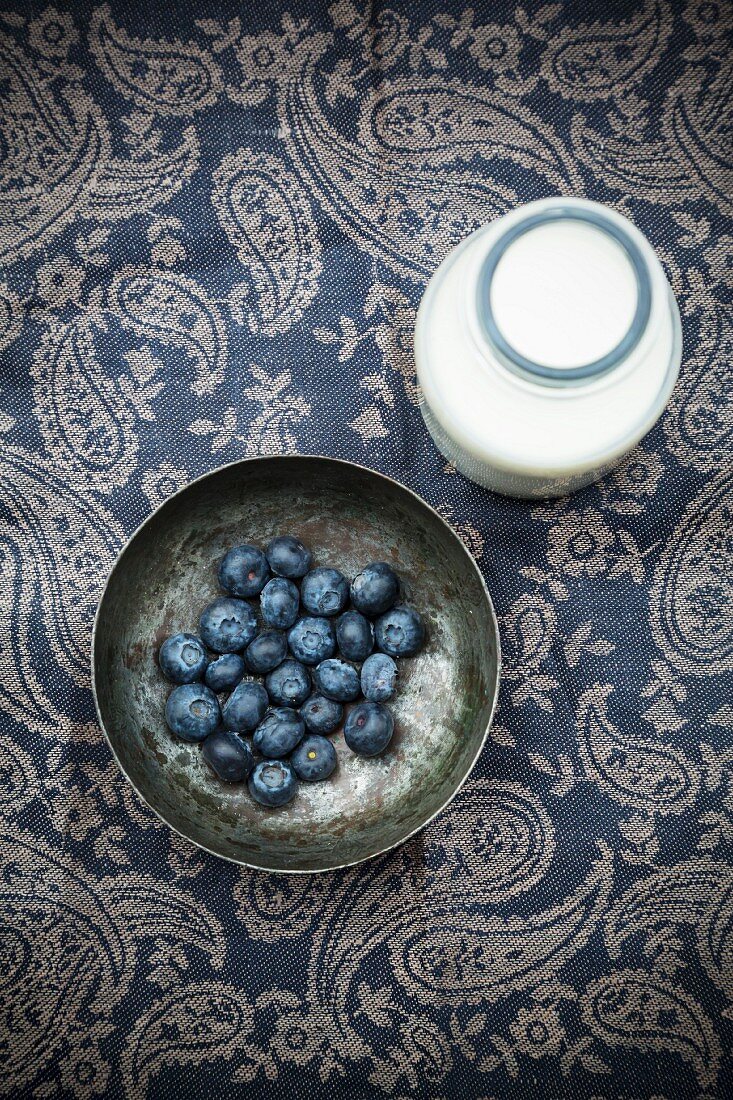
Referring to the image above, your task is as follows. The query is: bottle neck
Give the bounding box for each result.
[474,204,653,389]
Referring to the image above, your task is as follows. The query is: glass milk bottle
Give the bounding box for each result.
[415,197,682,499]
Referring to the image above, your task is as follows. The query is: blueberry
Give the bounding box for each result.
[350,562,400,617]
[336,610,374,662]
[158,632,207,684]
[265,659,312,707]
[291,735,337,782]
[202,730,254,782]
[344,701,394,756]
[313,658,360,702]
[360,652,398,702]
[218,544,270,597]
[199,597,257,653]
[221,680,269,732]
[265,535,312,580]
[248,759,298,807]
[253,707,305,757]
[288,616,336,665]
[244,630,288,674]
[260,577,300,629]
[301,567,349,617]
[204,653,245,693]
[300,693,343,735]
[165,683,220,742]
[375,605,425,657]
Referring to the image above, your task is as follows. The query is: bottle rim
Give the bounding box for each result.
[476,204,653,385]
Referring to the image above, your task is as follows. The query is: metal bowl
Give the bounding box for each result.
[92,457,501,872]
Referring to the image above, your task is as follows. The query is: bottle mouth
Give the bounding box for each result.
[476,205,652,385]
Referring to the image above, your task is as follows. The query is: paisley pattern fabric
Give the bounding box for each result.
[0,2,731,1096]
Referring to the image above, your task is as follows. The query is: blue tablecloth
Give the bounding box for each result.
[1,1,731,1096]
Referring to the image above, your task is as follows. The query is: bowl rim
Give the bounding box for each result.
[91,454,502,874]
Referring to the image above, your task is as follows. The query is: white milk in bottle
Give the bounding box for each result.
[414,197,682,499]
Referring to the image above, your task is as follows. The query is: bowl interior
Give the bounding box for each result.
[93,458,500,872]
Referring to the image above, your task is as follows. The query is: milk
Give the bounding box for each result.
[415,198,681,499]
[490,219,638,371]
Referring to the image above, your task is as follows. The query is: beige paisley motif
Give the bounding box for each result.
[90,4,221,115]
[212,150,321,335]
[232,870,338,942]
[502,592,558,672]
[571,13,732,216]
[500,591,560,710]
[0,526,60,730]
[0,830,226,1093]
[423,779,555,904]
[576,684,698,813]
[363,1007,453,1092]
[279,38,580,282]
[576,682,695,814]
[0,31,107,263]
[663,307,733,473]
[606,858,733,1000]
[302,852,409,1063]
[0,447,123,701]
[309,844,613,1021]
[109,268,228,396]
[87,125,200,222]
[663,57,733,216]
[364,282,421,405]
[650,464,733,676]
[0,731,37,814]
[702,878,733,1003]
[105,877,227,965]
[390,847,612,1006]
[581,969,721,1090]
[0,280,22,351]
[31,318,138,493]
[542,0,672,100]
[361,80,577,187]
[570,120,698,205]
[0,28,197,264]
[121,984,255,1099]
[0,830,130,1091]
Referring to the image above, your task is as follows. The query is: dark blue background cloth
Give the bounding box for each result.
[1,1,732,1096]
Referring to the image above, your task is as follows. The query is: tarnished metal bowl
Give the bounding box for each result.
[92,457,501,872]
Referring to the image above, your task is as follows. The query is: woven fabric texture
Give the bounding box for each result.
[0,1,731,1096]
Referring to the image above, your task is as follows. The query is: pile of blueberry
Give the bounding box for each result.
[157,535,425,808]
